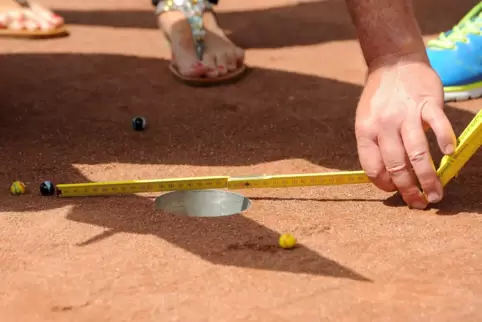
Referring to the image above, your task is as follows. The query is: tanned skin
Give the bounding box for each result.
[343,0,457,209]
[345,0,428,69]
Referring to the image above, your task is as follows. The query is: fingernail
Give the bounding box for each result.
[411,201,427,210]
[426,192,441,203]
[444,144,455,154]
[218,65,225,70]
[426,183,443,203]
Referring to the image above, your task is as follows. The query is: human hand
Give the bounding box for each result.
[355,57,457,209]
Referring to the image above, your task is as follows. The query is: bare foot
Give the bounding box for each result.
[158,9,244,78]
[0,0,64,32]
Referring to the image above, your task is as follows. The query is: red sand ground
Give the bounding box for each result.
[1,0,481,320]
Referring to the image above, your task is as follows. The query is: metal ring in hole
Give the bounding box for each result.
[154,189,252,217]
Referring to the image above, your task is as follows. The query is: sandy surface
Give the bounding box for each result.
[0,0,481,321]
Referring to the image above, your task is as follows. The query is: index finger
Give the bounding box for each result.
[421,102,457,155]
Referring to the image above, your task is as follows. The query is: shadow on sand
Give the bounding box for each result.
[51,0,476,49]
[0,52,479,280]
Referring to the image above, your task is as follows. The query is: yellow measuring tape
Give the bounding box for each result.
[55,171,371,197]
[55,109,481,198]
[436,108,481,186]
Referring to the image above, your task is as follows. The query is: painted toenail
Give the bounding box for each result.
[218,65,225,70]
[191,62,205,70]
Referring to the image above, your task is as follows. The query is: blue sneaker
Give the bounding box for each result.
[426,2,482,102]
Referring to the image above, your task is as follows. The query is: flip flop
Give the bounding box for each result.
[0,0,68,38]
[168,60,248,87]
[155,0,248,86]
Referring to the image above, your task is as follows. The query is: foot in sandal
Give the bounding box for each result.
[155,0,246,85]
[0,0,67,37]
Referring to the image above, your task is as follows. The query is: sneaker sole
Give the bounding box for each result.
[444,85,482,102]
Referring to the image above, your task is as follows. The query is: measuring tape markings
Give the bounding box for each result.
[436,109,481,187]
[56,177,229,197]
[453,109,481,143]
[56,171,372,197]
[227,171,370,189]
[55,110,481,197]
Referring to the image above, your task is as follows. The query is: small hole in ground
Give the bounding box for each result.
[154,189,252,217]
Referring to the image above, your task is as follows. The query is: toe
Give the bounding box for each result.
[27,3,64,27]
[176,60,209,77]
[23,18,40,31]
[235,47,245,66]
[225,49,237,72]
[173,49,209,77]
[202,53,218,78]
[23,8,51,30]
[0,14,6,28]
[5,11,25,30]
[215,52,229,76]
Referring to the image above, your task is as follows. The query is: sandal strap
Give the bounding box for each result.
[155,0,214,60]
